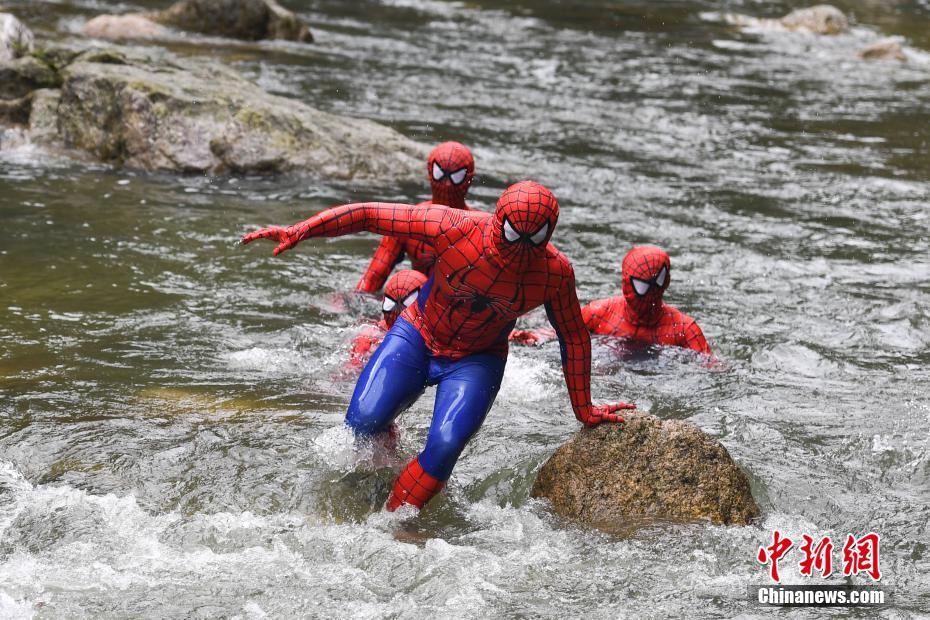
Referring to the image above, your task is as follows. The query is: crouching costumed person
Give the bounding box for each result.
[242,181,635,511]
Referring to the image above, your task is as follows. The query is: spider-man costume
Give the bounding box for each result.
[242,181,634,512]
[511,246,712,355]
[349,270,428,368]
[355,141,474,294]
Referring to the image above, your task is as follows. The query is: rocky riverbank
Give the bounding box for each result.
[0,11,426,179]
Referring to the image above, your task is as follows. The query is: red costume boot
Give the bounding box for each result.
[386,457,446,511]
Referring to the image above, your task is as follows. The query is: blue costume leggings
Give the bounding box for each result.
[345,318,506,481]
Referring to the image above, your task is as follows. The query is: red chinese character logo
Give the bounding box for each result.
[798,534,833,578]
[842,533,881,581]
[757,530,794,582]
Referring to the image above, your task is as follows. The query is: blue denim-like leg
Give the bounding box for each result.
[417,353,506,480]
[345,318,428,435]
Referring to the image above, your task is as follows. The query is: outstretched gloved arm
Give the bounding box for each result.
[242,202,451,256]
[544,260,635,426]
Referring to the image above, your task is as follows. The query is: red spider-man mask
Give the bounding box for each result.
[490,181,558,266]
[381,269,428,328]
[621,246,671,325]
[427,141,474,210]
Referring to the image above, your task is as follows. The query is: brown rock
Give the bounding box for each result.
[151,0,313,42]
[858,38,907,62]
[83,15,171,41]
[532,415,760,530]
[780,5,849,35]
[724,5,849,36]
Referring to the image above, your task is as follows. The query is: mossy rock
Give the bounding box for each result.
[532,415,760,531]
[0,54,61,100]
[54,45,426,177]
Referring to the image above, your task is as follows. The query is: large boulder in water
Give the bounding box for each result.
[532,415,760,529]
[152,0,312,42]
[724,5,849,35]
[43,46,426,177]
[0,13,33,62]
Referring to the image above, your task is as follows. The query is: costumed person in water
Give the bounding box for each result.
[511,245,712,355]
[355,141,475,294]
[243,181,635,512]
[349,269,428,369]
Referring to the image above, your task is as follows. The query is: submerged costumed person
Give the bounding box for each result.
[349,269,428,369]
[243,181,635,511]
[355,141,475,294]
[511,245,712,355]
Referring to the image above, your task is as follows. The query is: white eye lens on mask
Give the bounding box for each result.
[382,297,397,312]
[529,222,549,246]
[631,277,651,297]
[449,167,468,185]
[503,218,521,243]
[655,265,668,288]
[431,162,444,181]
[403,289,419,307]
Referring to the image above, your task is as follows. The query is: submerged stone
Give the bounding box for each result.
[724,4,849,35]
[153,0,313,42]
[858,38,907,62]
[83,15,171,41]
[532,415,760,530]
[780,5,849,34]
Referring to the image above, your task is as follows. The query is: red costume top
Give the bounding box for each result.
[349,270,427,368]
[355,141,474,293]
[244,181,633,425]
[511,246,712,355]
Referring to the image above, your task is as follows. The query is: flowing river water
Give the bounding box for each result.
[1,0,929,617]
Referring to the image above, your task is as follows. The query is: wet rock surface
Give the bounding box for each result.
[82,0,313,43]
[83,15,171,41]
[724,4,850,35]
[532,415,760,529]
[0,54,62,100]
[153,0,312,42]
[0,12,33,62]
[1,44,426,179]
[858,38,907,62]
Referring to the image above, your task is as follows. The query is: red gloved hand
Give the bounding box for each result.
[509,329,539,346]
[241,226,299,256]
[577,402,635,426]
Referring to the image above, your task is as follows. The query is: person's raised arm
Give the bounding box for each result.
[356,236,405,294]
[242,202,451,256]
[544,261,635,426]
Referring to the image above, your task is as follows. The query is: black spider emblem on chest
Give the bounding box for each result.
[445,266,519,318]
